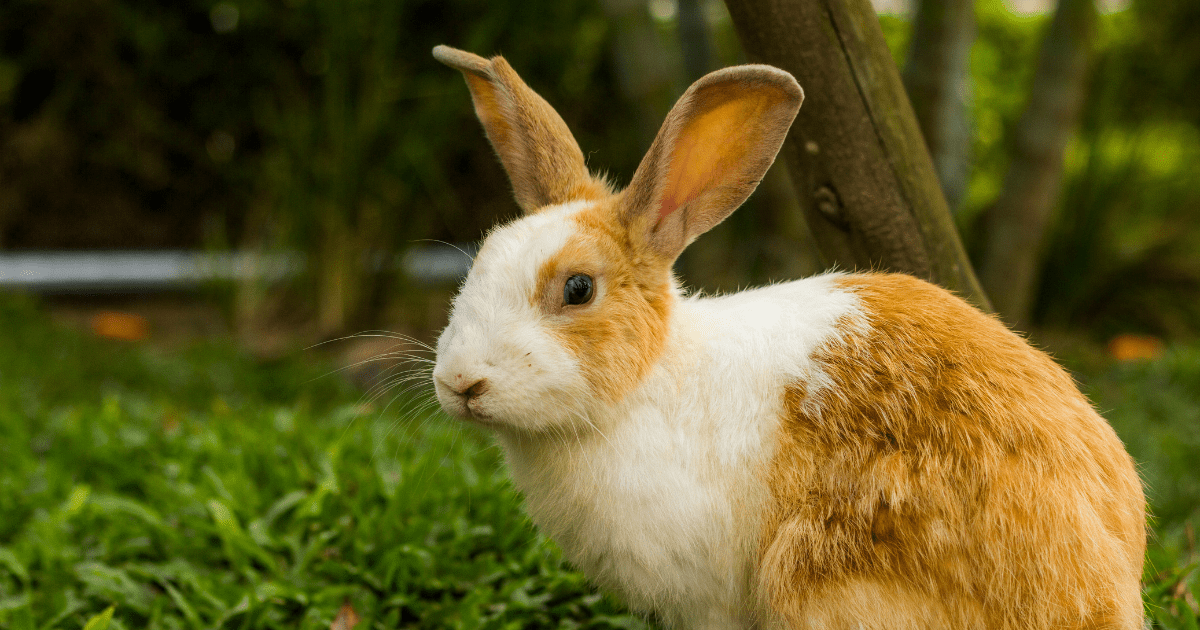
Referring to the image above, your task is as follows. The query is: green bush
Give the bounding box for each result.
[885,1,1200,339]
[0,0,640,333]
[1034,4,1200,340]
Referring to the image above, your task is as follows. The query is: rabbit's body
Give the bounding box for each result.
[430,45,1145,629]
[499,270,859,629]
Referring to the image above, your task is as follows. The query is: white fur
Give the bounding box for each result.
[434,201,595,430]
[433,206,863,628]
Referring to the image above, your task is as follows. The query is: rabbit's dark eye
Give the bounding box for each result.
[563,274,594,306]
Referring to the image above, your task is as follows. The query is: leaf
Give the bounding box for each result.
[89,494,165,530]
[206,499,277,572]
[90,312,149,342]
[0,547,29,584]
[64,485,91,516]
[330,599,360,630]
[263,490,309,524]
[74,562,154,614]
[38,589,88,630]
[158,580,202,627]
[82,605,115,630]
[207,499,242,534]
[0,593,31,613]
[208,595,251,629]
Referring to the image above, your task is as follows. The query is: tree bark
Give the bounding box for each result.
[903,0,975,213]
[978,0,1096,327]
[724,0,991,310]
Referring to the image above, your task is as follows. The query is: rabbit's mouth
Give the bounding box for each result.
[439,398,492,424]
[462,402,494,423]
[432,377,501,425]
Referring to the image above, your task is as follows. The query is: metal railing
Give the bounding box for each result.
[0,246,474,293]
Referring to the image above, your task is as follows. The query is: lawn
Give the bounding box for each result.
[0,295,644,630]
[0,294,1196,629]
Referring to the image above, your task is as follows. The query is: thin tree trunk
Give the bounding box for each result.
[723,0,991,310]
[978,0,1095,327]
[903,0,975,213]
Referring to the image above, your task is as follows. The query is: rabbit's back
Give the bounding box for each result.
[760,273,1145,630]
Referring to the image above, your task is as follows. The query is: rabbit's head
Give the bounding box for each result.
[431,45,802,432]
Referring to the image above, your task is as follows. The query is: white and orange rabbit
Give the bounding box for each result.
[429,45,1145,630]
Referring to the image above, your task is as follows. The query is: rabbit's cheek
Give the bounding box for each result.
[435,312,588,430]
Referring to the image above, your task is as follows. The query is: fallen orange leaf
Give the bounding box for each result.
[1107,333,1164,362]
[331,600,360,630]
[161,412,181,434]
[90,311,150,342]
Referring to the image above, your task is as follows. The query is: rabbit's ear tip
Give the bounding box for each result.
[433,45,491,74]
[698,65,804,105]
[431,44,458,64]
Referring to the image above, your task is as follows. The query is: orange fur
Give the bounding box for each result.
[621,67,802,261]
[434,46,610,213]
[533,198,673,403]
[655,83,795,222]
[759,273,1145,630]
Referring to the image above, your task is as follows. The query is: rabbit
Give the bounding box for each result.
[429,44,1146,630]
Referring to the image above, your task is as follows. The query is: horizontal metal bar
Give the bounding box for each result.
[0,246,475,293]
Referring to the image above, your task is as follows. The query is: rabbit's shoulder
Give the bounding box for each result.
[677,271,865,376]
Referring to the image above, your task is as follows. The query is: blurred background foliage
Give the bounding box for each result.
[881,0,1200,340]
[0,0,1197,340]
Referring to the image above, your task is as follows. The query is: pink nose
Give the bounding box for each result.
[448,377,488,401]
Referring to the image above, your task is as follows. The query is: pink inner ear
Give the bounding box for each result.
[656,198,679,223]
[652,92,762,228]
[656,140,713,224]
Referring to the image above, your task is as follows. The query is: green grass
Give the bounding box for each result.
[1078,348,1200,628]
[0,294,1197,628]
[0,295,644,630]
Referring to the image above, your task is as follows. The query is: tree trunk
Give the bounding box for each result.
[978,0,1096,327]
[724,0,991,310]
[903,0,975,213]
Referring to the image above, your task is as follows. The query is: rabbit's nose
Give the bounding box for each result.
[448,377,488,401]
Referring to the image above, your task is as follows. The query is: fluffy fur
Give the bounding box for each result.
[430,46,1145,629]
[762,274,1144,630]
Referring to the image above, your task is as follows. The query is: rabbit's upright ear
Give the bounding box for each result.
[434,45,608,214]
[621,66,802,262]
